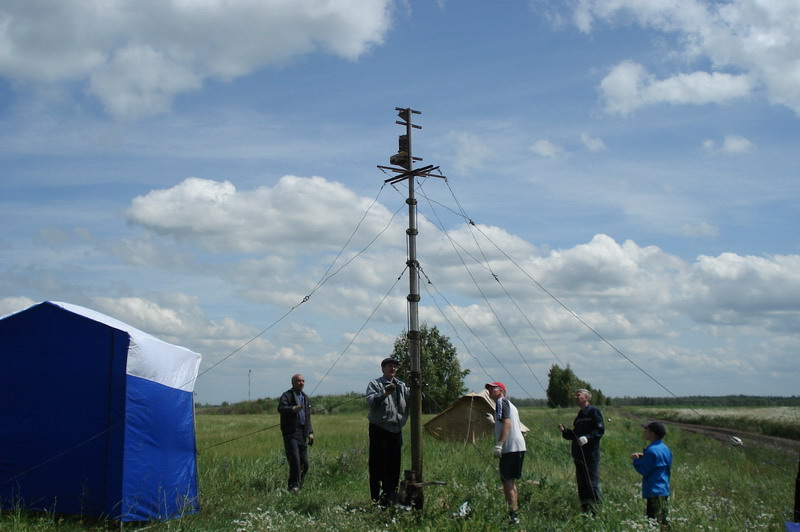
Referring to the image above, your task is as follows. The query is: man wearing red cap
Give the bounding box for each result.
[485,382,526,525]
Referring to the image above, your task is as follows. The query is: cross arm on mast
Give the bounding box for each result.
[377,165,446,184]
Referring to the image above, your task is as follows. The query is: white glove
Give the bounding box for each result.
[492,444,503,458]
[578,436,588,446]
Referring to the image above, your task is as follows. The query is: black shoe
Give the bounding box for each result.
[508,510,520,525]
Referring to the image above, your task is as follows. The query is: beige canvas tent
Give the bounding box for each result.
[424,389,530,443]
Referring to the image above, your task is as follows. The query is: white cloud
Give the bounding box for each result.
[680,252,800,325]
[600,61,752,115]
[702,134,754,154]
[580,132,606,152]
[91,296,190,336]
[125,175,394,254]
[680,221,719,238]
[89,45,203,119]
[90,294,262,340]
[449,131,492,175]
[0,296,36,317]
[0,0,393,119]
[530,138,564,158]
[574,0,800,114]
[721,134,754,154]
[531,234,676,293]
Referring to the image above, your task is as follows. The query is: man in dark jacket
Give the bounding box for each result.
[278,374,314,491]
[559,388,605,513]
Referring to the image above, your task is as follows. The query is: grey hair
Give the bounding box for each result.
[576,388,592,400]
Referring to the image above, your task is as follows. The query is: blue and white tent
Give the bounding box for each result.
[0,301,202,522]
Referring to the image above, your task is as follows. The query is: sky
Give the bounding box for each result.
[1,0,798,405]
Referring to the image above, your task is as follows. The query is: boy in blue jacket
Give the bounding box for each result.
[632,421,672,526]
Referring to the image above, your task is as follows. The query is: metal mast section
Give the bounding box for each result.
[378,107,444,509]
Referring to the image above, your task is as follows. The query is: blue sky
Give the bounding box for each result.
[2,0,798,404]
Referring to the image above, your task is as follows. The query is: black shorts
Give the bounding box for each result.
[499,451,525,481]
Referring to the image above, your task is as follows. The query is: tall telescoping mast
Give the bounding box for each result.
[377,107,445,509]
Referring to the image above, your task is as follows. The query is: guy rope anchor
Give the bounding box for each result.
[398,469,446,508]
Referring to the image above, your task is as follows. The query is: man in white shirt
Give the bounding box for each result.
[486,382,526,525]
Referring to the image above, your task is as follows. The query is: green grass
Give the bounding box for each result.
[1,407,796,530]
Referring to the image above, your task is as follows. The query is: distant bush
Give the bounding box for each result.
[196,392,367,416]
[309,392,368,414]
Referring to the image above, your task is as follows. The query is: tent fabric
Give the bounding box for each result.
[424,389,530,443]
[0,301,202,522]
[54,301,200,392]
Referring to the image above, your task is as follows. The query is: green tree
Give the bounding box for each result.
[389,324,469,414]
[546,363,609,408]
[546,364,578,408]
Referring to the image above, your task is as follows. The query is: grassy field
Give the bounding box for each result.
[1,406,797,531]
[627,406,800,440]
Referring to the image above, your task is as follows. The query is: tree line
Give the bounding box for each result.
[196,327,798,413]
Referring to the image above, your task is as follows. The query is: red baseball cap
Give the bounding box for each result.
[485,382,507,393]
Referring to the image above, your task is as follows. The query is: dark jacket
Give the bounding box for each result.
[561,404,604,462]
[278,388,313,438]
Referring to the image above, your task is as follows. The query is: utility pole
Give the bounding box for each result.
[248,369,251,402]
[378,107,444,510]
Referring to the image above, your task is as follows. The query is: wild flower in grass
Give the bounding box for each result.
[331,504,368,515]
[233,507,324,531]
[618,518,661,530]
[670,516,690,528]
[742,511,779,529]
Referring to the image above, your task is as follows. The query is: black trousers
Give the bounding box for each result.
[368,423,403,505]
[283,426,308,489]
[646,496,669,525]
[575,457,601,511]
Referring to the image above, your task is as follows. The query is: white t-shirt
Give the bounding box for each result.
[495,397,526,453]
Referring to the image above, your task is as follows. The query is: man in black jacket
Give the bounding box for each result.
[278,374,314,491]
[559,388,605,513]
